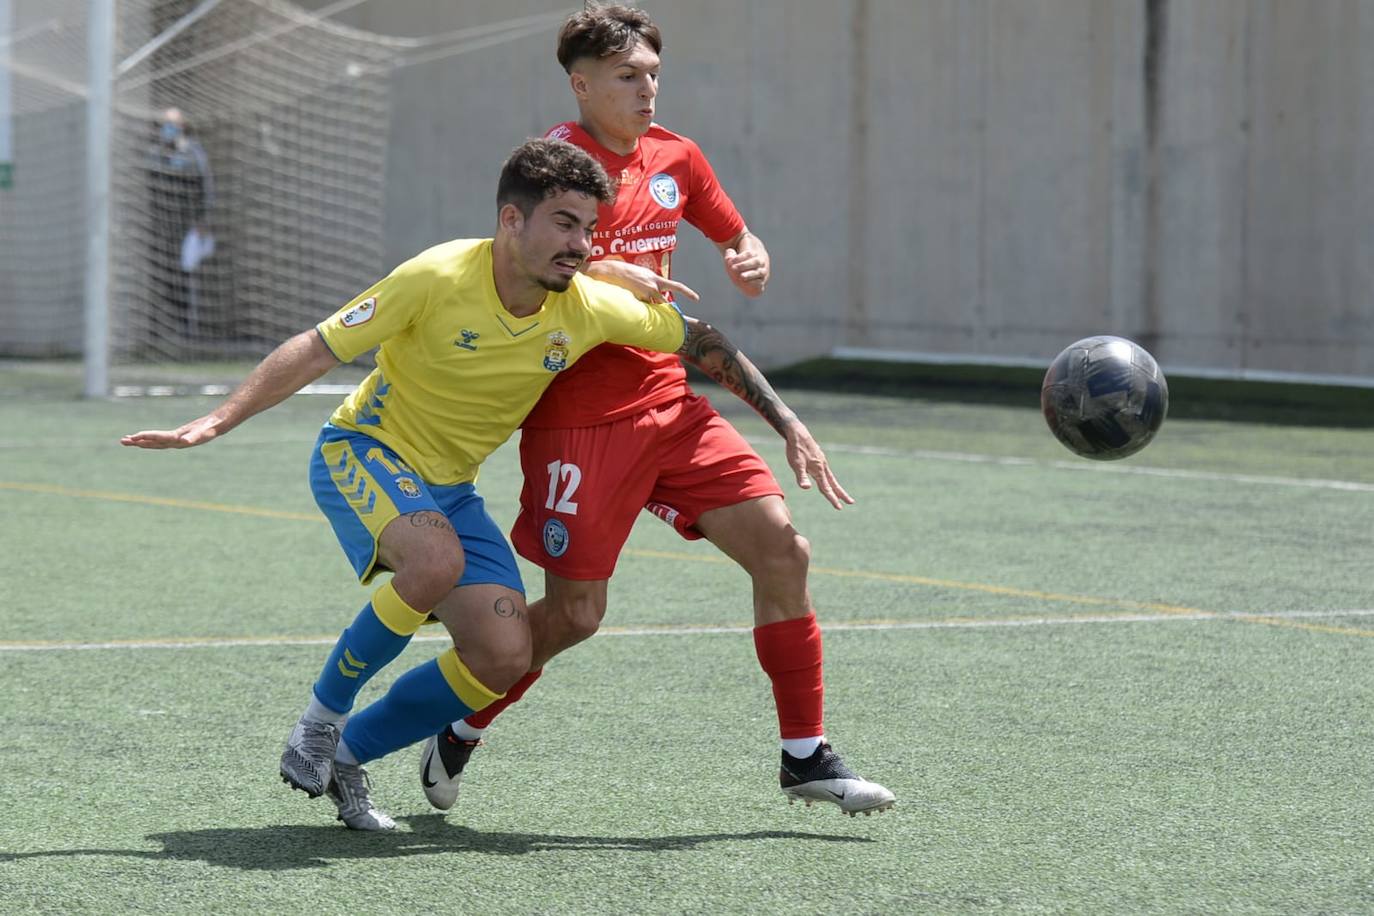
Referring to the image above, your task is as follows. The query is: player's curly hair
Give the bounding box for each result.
[556,4,662,74]
[496,138,615,215]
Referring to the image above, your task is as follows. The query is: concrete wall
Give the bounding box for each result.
[8,0,1373,381]
[306,0,858,364]
[1139,0,1374,380]
[302,0,1374,380]
[0,0,98,356]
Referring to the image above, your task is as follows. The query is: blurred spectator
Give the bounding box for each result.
[148,107,214,338]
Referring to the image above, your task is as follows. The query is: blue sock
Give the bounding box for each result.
[342,648,502,764]
[312,581,429,715]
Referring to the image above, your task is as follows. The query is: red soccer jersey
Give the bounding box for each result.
[521,121,746,429]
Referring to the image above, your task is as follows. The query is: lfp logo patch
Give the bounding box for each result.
[543,330,571,372]
[340,297,376,327]
[648,173,680,209]
[542,518,569,557]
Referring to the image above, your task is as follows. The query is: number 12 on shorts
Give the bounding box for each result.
[544,459,581,514]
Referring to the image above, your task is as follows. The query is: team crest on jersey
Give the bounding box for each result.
[543,330,571,372]
[542,518,569,557]
[547,124,573,142]
[340,297,376,327]
[648,173,680,209]
[394,476,421,499]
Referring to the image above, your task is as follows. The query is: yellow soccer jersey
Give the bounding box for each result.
[316,238,685,485]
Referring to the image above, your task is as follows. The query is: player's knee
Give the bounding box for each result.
[755,527,811,584]
[393,552,465,611]
[784,530,812,578]
[555,589,608,644]
[470,634,533,692]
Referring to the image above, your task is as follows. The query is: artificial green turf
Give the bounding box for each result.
[2,359,1373,913]
[3,623,1373,914]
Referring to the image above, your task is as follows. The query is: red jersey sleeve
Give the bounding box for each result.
[681,138,747,245]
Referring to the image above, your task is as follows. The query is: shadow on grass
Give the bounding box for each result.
[0,814,875,871]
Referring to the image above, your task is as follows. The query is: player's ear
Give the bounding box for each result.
[569,70,589,100]
[498,202,524,233]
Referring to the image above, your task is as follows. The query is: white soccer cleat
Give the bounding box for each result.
[327,761,395,831]
[279,716,340,799]
[779,743,896,817]
[419,726,483,811]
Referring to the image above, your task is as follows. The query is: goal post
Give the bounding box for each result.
[84,0,114,398]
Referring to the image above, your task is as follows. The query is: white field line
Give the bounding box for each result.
[742,436,1374,493]
[5,608,1374,653]
[104,383,361,398]
[5,429,1373,493]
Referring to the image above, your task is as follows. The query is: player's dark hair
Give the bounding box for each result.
[496,138,615,216]
[556,4,662,74]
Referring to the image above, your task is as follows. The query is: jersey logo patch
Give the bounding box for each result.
[455,328,480,351]
[543,330,571,372]
[340,297,376,327]
[648,173,680,209]
[542,518,569,557]
[395,476,421,498]
[547,124,573,142]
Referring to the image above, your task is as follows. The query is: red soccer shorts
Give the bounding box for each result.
[511,394,784,580]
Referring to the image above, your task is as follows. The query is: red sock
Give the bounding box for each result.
[752,613,824,739]
[464,668,543,729]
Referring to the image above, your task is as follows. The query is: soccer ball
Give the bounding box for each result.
[1040,336,1168,460]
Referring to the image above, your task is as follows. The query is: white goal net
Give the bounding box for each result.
[0,0,396,389]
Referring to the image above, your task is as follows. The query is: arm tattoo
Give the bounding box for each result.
[678,318,798,436]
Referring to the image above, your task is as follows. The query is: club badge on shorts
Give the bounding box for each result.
[542,518,569,557]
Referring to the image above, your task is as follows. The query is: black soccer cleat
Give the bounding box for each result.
[779,742,895,817]
[419,725,483,811]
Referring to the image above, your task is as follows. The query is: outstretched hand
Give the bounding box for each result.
[783,422,853,510]
[585,259,700,304]
[120,414,221,449]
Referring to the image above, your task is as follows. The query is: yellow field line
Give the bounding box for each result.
[626,547,1202,615]
[8,479,1369,640]
[0,481,319,521]
[1230,615,1374,639]
[0,633,343,650]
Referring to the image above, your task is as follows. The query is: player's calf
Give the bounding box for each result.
[530,577,608,668]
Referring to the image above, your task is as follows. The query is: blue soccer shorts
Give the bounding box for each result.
[309,424,523,593]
